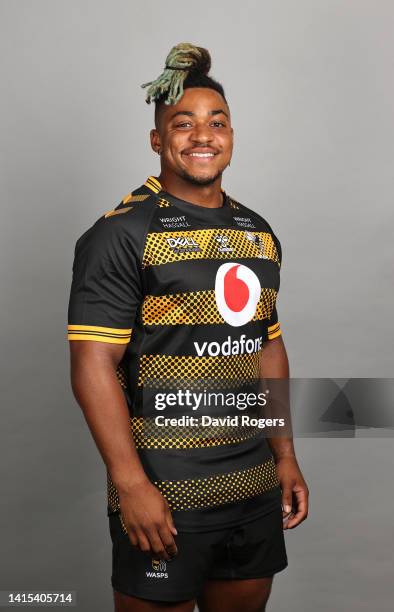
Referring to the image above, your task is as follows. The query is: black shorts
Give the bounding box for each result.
[109,507,288,603]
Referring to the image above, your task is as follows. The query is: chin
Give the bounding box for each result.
[180,168,223,186]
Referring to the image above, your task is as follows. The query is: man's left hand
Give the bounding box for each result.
[275,456,309,529]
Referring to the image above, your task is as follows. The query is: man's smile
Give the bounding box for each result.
[181,148,219,162]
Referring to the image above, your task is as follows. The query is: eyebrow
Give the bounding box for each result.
[170,109,229,120]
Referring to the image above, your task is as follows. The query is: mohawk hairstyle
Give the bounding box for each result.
[140,42,227,126]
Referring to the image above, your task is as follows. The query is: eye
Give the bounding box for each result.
[176,122,192,128]
[211,121,225,127]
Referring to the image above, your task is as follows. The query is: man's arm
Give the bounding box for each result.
[260,335,309,529]
[69,340,178,560]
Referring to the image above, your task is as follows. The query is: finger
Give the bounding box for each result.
[294,484,309,505]
[286,495,308,528]
[293,486,309,515]
[144,526,172,561]
[119,515,140,544]
[135,529,152,555]
[286,512,303,528]
[158,524,178,558]
[127,528,139,547]
[282,511,292,529]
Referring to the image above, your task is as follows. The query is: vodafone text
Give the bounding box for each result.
[194,334,263,357]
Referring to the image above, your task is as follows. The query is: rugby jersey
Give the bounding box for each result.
[67,175,283,533]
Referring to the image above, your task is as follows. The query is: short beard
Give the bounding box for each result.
[179,168,223,187]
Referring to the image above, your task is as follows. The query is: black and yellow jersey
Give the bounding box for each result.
[67,175,283,533]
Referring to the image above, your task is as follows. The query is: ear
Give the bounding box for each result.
[150,128,161,155]
[229,126,234,153]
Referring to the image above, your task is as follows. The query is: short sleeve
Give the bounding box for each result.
[67,217,142,344]
[266,232,282,341]
[266,306,281,340]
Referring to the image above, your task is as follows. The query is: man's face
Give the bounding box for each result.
[150,87,234,186]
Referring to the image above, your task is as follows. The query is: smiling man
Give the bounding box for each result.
[152,90,231,194]
[67,43,309,612]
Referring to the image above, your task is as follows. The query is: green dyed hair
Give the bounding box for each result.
[141,42,227,124]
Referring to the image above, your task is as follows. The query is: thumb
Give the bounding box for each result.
[165,507,178,535]
[281,487,293,514]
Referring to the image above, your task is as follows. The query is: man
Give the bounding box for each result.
[68,43,309,612]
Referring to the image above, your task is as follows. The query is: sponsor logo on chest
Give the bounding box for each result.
[166,235,201,253]
[215,234,233,253]
[193,262,264,356]
[244,231,268,259]
[194,334,263,356]
[159,215,191,229]
[215,262,262,326]
[233,216,256,229]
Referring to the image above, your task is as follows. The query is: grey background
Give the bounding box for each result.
[1,1,393,610]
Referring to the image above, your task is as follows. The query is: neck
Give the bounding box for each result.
[157,171,224,208]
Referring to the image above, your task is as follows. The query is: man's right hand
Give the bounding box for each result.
[118,479,178,561]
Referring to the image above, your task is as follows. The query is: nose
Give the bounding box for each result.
[190,123,213,144]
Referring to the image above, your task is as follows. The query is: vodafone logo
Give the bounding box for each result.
[215,263,261,327]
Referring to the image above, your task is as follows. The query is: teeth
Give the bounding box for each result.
[188,152,215,157]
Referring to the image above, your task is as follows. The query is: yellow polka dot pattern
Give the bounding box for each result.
[142,229,280,268]
[107,471,119,515]
[138,351,262,387]
[116,365,127,389]
[145,379,261,391]
[142,288,277,326]
[118,513,128,534]
[157,459,280,511]
[129,416,263,449]
[107,459,280,534]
